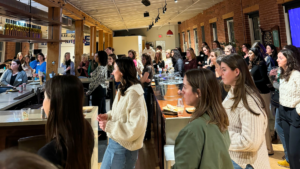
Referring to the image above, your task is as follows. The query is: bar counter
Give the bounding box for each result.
[0,107,99,169]
[151,84,192,169]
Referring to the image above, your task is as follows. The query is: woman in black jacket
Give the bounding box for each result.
[248,47,274,155]
[153,51,165,73]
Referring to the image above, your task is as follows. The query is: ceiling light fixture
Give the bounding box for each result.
[175,0,178,3]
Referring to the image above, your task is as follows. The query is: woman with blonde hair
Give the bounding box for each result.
[22,55,33,80]
[153,50,164,73]
[172,69,233,169]
[224,45,236,55]
[165,49,173,68]
[61,52,75,75]
[16,52,24,64]
[77,53,89,78]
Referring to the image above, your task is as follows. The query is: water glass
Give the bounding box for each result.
[177,98,184,117]
[21,108,31,120]
[14,111,22,121]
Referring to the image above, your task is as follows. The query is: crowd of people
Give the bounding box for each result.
[1,41,300,169]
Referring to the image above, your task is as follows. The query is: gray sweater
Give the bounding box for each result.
[0,70,28,87]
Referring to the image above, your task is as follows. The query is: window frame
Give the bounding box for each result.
[193,28,199,55]
[211,22,218,41]
[226,19,235,43]
[187,30,191,48]
[201,26,205,43]
[182,32,186,52]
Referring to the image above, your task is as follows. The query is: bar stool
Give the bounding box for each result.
[164,145,175,169]
[18,135,46,154]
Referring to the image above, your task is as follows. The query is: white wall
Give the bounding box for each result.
[113,36,140,58]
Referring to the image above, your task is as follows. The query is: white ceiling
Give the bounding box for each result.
[21,0,223,31]
[66,0,223,30]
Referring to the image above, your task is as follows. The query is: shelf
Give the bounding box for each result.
[0,35,67,43]
[0,0,63,26]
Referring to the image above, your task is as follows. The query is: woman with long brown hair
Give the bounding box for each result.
[221,54,270,169]
[184,48,197,72]
[277,48,300,169]
[172,69,233,169]
[38,76,94,169]
[98,57,147,169]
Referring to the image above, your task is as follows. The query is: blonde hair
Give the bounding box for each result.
[16,52,22,59]
[166,49,171,53]
[63,52,71,65]
[82,53,88,61]
[155,50,162,63]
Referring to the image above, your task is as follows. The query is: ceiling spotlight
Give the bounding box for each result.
[175,0,178,3]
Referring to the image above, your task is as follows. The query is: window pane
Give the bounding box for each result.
[202,27,205,42]
[230,22,235,42]
[0,42,3,51]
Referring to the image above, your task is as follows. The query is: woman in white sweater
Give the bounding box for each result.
[221,54,270,169]
[98,57,147,169]
[277,48,300,169]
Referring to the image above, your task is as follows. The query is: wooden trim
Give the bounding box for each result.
[243,4,259,14]
[98,30,103,51]
[222,12,234,20]
[193,25,197,29]
[34,0,112,33]
[200,22,204,26]
[277,0,294,4]
[75,20,84,76]
[209,17,217,23]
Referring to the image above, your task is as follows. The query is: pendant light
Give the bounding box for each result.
[166,22,173,37]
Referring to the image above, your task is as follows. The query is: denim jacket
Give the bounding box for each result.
[61,61,75,75]
[266,56,276,75]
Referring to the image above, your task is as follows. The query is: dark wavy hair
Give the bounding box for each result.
[45,76,94,169]
[142,53,152,67]
[248,47,266,69]
[172,49,182,61]
[213,40,221,49]
[11,59,23,72]
[115,57,141,96]
[96,51,108,66]
[128,50,136,60]
[267,44,278,63]
[279,49,300,81]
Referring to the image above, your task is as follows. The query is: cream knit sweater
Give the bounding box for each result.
[222,88,271,169]
[279,70,300,115]
[105,84,148,151]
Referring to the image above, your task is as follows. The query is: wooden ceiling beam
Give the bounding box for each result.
[33,0,112,33]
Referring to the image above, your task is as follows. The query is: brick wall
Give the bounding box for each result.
[5,42,16,60]
[22,42,30,56]
[178,0,288,53]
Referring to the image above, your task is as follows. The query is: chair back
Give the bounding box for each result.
[18,135,47,154]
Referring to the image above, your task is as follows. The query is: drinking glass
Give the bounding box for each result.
[21,108,31,120]
[14,111,22,121]
[177,98,184,117]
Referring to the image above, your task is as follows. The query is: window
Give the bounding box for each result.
[248,12,262,44]
[226,19,235,42]
[193,28,199,55]
[201,26,205,43]
[211,23,218,41]
[284,2,300,47]
[182,32,186,52]
[187,30,191,48]
[0,42,4,62]
[178,33,180,48]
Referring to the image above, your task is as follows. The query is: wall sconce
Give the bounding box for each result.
[52,61,55,65]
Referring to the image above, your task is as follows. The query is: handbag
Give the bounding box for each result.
[271,90,279,108]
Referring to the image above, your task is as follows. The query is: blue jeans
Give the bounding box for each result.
[275,108,289,162]
[232,160,254,169]
[101,138,138,169]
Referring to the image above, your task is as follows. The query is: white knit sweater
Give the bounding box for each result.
[279,70,300,115]
[222,88,271,169]
[105,84,148,151]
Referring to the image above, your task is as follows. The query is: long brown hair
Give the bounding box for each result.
[280,47,300,81]
[155,50,162,64]
[128,50,136,60]
[185,69,229,133]
[45,76,94,169]
[187,48,196,59]
[115,57,141,96]
[221,54,266,115]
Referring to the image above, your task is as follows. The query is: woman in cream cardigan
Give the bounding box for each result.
[221,54,270,169]
[97,57,148,169]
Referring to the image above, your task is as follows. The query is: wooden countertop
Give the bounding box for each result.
[152,84,192,119]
